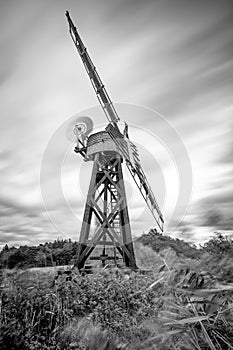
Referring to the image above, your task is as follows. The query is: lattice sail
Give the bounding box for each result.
[106,124,164,232]
[65,11,164,234]
[65,11,120,124]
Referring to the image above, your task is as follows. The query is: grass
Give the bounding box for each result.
[1,239,233,349]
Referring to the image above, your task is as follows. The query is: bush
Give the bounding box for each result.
[203,232,233,256]
[0,270,158,349]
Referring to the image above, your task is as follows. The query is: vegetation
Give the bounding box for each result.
[0,231,233,349]
[137,229,201,259]
[0,230,200,270]
[0,239,78,269]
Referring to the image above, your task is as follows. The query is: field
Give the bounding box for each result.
[1,232,233,350]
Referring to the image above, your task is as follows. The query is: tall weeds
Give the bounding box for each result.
[1,237,233,349]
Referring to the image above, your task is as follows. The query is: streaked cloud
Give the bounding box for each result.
[0,0,232,247]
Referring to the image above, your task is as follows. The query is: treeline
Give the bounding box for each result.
[137,229,233,259]
[0,239,79,269]
[1,230,232,270]
[1,230,199,269]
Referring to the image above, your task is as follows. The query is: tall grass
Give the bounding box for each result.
[1,242,233,349]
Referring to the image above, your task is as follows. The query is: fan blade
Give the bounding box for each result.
[65,115,93,143]
[106,123,164,232]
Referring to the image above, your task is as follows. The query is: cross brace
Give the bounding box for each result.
[74,152,137,270]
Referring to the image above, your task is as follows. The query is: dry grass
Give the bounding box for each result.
[1,241,233,349]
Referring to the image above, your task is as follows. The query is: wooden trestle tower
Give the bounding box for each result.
[65,12,164,270]
[76,131,137,269]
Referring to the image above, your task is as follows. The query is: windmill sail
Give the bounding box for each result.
[66,11,164,233]
[106,124,164,232]
[65,11,120,124]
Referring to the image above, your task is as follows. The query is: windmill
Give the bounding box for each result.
[65,11,164,270]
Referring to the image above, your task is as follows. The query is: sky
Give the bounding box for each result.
[0,0,233,248]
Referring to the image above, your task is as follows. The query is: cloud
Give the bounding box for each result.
[216,123,233,167]
[193,187,233,231]
[147,12,233,116]
[0,196,72,247]
[0,0,233,246]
